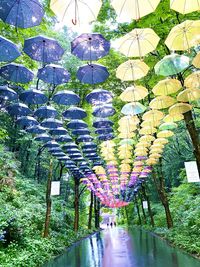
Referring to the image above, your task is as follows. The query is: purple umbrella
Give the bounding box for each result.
[92,104,115,118]
[23,36,64,63]
[34,106,57,119]
[63,107,87,119]
[52,90,80,105]
[0,0,44,28]
[71,33,110,61]
[19,89,48,105]
[0,63,34,84]
[6,103,32,117]
[77,63,109,84]
[85,89,113,105]
[0,36,21,62]
[0,86,18,101]
[37,64,70,85]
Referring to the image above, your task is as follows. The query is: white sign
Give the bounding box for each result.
[51,181,60,196]
[184,161,200,183]
[143,201,148,209]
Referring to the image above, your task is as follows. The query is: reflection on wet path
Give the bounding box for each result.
[43,227,200,267]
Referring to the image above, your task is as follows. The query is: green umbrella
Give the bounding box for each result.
[121,102,146,115]
[154,54,189,76]
[159,122,177,131]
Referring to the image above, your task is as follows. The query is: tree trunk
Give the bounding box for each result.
[184,110,200,173]
[142,184,155,227]
[134,195,142,225]
[139,191,147,224]
[88,191,93,229]
[43,159,53,238]
[94,195,100,228]
[74,179,80,232]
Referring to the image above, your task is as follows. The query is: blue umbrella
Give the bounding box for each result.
[26,125,46,134]
[71,33,110,61]
[49,127,68,136]
[23,35,64,63]
[6,103,32,117]
[52,90,80,106]
[0,36,21,62]
[44,141,60,148]
[77,63,109,84]
[37,64,70,85]
[93,119,114,128]
[77,135,93,142]
[41,118,63,129]
[16,116,38,128]
[93,104,115,118]
[82,148,97,153]
[67,120,87,129]
[98,133,114,141]
[34,106,57,118]
[72,129,90,136]
[55,135,72,143]
[0,0,44,28]
[95,128,113,134]
[65,161,76,166]
[0,86,18,101]
[82,142,97,149]
[57,156,71,161]
[35,134,52,142]
[85,89,113,105]
[63,107,87,119]
[19,89,47,105]
[62,143,78,149]
[51,152,66,157]
[0,63,34,84]
[66,149,80,154]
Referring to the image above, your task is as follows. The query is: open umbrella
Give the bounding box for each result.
[55,135,73,143]
[77,63,109,84]
[19,90,48,105]
[121,102,146,115]
[0,63,34,84]
[6,103,32,117]
[0,86,18,101]
[177,88,200,102]
[71,33,110,61]
[165,20,200,51]
[115,28,160,58]
[111,0,161,22]
[26,125,46,134]
[37,64,70,85]
[35,134,52,142]
[116,60,149,81]
[44,141,60,148]
[16,116,38,128]
[86,89,113,105]
[72,129,90,135]
[24,36,64,63]
[169,103,192,115]
[154,54,189,76]
[0,36,21,62]
[153,79,182,96]
[77,135,94,142]
[184,71,200,88]
[92,104,115,118]
[120,85,148,102]
[34,106,57,119]
[93,119,114,128]
[52,90,80,105]
[149,96,176,110]
[49,127,68,136]
[41,118,63,129]
[159,122,177,131]
[192,52,200,68]
[163,114,184,123]
[63,107,87,119]
[0,0,44,28]
[98,133,114,141]
[157,130,174,138]
[95,128,113,134]
[67,119,87,129]
[142,110,164,121]
[50,0,102,27]
[170,0,200,15]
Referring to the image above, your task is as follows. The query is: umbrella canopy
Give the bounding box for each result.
[142,110,164,121]
[170,0,200,14]
[63,107,87,119]
[49,127,68,135]
[52,90,80,105]
[67,119,88,129]
[0,86,18,101]
[120,85,148,102]
[26,125,46,134]
[0,0,44,28]
[19,90,48,105]
[35,134,52,142]
[41,118,63,129]
[77,63,109,84]
[157,130,174,138]
[116,60,149,81]
[55,135,73,142]
[82,143,97,149]
[37,64,70,85]
[93,119,114,128]
[23,36,64,63]
[165,20,200,51]
[163,114,184,123]
[34,106,57,118]
[98,133,114,141]
[63,143,78,149]
[77,135,94,142]
[95,128,113,134]
[115,28,160,58]
[16,116,38,128]
[121,102,146,115]
[6,103,32,117]
[0,36,21,62]
[154,54,189,76]
[111,0,161,22]
[0,63,34,84]
[71,33,110,61]
[159,122,177,131]
[169,103,192,115]
[153,79,182,96]
[92,104,115,118]
[50,0,102,27]
[185,71,200,88]
[139,135,155,142]
[72,129,90,136]
[86,89,113,105]
[44,141,60,148]
[150,96,176,110]
[192,52,200,68]
[139,127,157,135]
[177,88,200,102]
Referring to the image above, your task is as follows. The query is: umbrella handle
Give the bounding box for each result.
[72,19,77,25]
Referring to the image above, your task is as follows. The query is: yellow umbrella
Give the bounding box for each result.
[184,71,200,88]
[50,0,102,26]
[165,20,200,51]
[115,28,160,58]
[118,115,140,125]
[136,141,151,148]
[118,132,135,138]
[134,161,144,166]
[107,160,118,165]
[122,159,132,164]
[142,110,164,121]
[141,120,161,128]
[118,125,137,132]
[150,148,163,154]
[154,138,169,145]
[116,60,150,81]
[177,88,200,102]
[139,126,157,135]
[150,96,176,110]
[169,103,192,115]
[118,144,132,150]
[157,130,174,138]
[192,52,200,68]
[101,140,116,148]
[163,114,184,123]
[119,154,132,159]
[149,153,162,159]
[151,143,164,149]
[170,0,200,14]
[135,151,148,156]
[139,135,155,142]
[152,78,182,96]
[111,0,161,22]
[146,158,158,165]
[120,85,148,102]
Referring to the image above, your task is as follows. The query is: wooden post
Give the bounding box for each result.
[43,159,53,238]
[74,178,80,232]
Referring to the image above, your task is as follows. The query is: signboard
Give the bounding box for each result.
[51,181,60,196]
[142,201,148,209]
[184,161,200,183]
